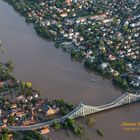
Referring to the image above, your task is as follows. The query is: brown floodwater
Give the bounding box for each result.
[0,1,140,140]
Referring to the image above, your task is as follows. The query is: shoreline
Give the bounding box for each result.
[3,0,139,93]
[0,59,87,139]
[0,0,139,139]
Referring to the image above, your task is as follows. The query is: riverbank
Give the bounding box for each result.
[0,48,105,140]
[0,57,86,139]
[3,0,140,93]
[0,0,124,106]
[0,1,140,140]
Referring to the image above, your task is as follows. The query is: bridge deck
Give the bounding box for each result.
[7,93,140,131]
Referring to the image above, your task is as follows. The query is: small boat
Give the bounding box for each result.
[91,78,96,82]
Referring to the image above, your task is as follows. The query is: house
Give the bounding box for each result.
[0,81,5,87]
[0,126,2,132]
[27,95,33,101]
[60,12,68,17]
[11,103,17,109]
[7,79,14,86]
[0,109,2,116]
[16,111,26,118]
[109,54,116,60]
[101,62,109,70]
[90,14,107,21]
[40,127,50,134]
[17,95,24,101]
[23,120,36,126]
[10,112,15,117]
[2,124,6,128]
[65,0,72,5]
[33,93,39,98]
[42,104,58,116]
[23,120,31,126]
[113,71,119,76]
[8,133,13,140]
[35,99,45,108]
[0,120,3,127]
[88,56,96,63]
[2,118,8,124]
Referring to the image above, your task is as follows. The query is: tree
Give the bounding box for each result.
[86,117,95,127]
[122,79,129,89]
[66,118,75,128]
[1,128,9,140]
[23,136,32,140]
[48,137,52,140]
[99,40,104,48]
[53,122,61,130]
[2,128,9,135]
[6,59,14,72]
[26,81,32,88]
[8,115,14,125]
[0,41,7,54]
[96,129,104,136]
[2,134,10,140]
[113,75,122,86]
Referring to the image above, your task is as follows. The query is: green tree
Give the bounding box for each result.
[8,115,15,125]
[122,79,129,89]
[2,134,9,140]
[48,137,52,140]
[53,122,61,130]
[86,117,95,127]
[6,59,14,72]
[96,129,104,136]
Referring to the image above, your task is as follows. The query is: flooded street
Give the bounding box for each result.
[0,1,140,140]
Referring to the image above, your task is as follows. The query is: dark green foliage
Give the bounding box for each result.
[96,129,104,136]
[86,116,95,127]
[51,99,75,115]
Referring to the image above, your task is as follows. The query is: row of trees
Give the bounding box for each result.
[50,99,75,115]
[53,118,85,136]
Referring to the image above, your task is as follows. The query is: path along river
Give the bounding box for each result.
[0,1,140,140]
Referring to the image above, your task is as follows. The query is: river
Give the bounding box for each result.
[0,1,140,140]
